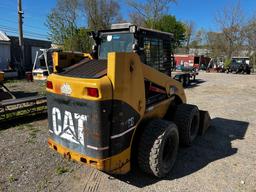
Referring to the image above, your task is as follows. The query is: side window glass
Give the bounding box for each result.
[143,37,165,72]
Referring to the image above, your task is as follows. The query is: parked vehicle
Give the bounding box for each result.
[228,57,251,74]
[172,65,198,87]
[174,54,210,70]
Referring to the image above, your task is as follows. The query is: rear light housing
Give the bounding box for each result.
[87,87,99,97]
[46,81,53,89]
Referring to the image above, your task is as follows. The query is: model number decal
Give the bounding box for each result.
[51,107,87,146]
[127,117,135,128]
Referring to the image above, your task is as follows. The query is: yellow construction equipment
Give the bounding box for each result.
[46,23,210,177]
[32,48,91,80]
[52,51,92,73]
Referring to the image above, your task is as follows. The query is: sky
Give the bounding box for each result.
[0,0,255,40]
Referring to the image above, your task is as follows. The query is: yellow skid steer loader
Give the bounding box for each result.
[46,23,210,178]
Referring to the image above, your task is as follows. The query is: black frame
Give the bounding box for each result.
[96,26,174,75]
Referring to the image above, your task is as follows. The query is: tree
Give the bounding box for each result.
[243,17,256,71]
[206,32,226,58]
[244,17,256,55]
[82,0,122,30]
[190,29,207,48]
[127,0,176,28]
[183,21,195,52]
[46,0,122,51]
[129,13,146,27]
[154,15,186,49]
[127,1,185,49]
[215,1,245,58]
[46,0,79,44]
[64,28,93,52]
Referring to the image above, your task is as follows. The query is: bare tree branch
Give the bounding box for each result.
[215,1,245,58]
[126,0,176,28]
[183,21,195,52]
[83,0,122,30]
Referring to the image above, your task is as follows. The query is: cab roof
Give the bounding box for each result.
[98,23,174,39]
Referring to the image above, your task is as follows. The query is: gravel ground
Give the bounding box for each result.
[0,73,256,192]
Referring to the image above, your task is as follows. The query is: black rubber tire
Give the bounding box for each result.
[138,119,179,178]
[185,75,190,87]
[179,76,184,85]
[174,104,200,146]
[181,75,190,87]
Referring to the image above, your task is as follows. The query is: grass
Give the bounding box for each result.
[5,79,20,84]
[28,126,40,132]
[29,131,37,139]
[37,178,49,191]
[8,175,18,183]
[25,125,41,144]
[55,166,69,175]
[26,138,36,144]
[17,126,26,130]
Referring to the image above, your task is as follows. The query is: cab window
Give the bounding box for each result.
[99,33,134,59]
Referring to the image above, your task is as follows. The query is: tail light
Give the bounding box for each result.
[46,81,53,89]
[87,87,99,97]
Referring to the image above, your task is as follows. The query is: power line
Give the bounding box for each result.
[1,1,17,7]
[0,28,48,39]
[0,24,48,37]
[0,5,16,10]
[0,18,47,31]
[0,27,49,40]
[0,25,17,31]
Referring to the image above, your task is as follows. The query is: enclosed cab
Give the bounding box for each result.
[46,24,209,177]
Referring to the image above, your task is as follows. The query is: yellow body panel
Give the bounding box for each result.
[107,52,146,115]
[142,64,186,103]
[48,138,130,174]
[52,51,93,73]
[144,98,173,119]
[47,75,112,101]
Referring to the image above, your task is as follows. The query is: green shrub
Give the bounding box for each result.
[224,58,231,69]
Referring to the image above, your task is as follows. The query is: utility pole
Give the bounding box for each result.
[18,0,24,74]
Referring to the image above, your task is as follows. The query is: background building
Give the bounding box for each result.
[9,36,51,71]
[0,31,11,70]
[0,31,51,72]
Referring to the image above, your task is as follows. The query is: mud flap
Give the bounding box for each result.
[198,110,211,135]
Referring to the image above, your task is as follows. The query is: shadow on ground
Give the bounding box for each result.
[113,117,249,188]
[186,79,206,89]
[0,113,47,130]
[11,91,38,98]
